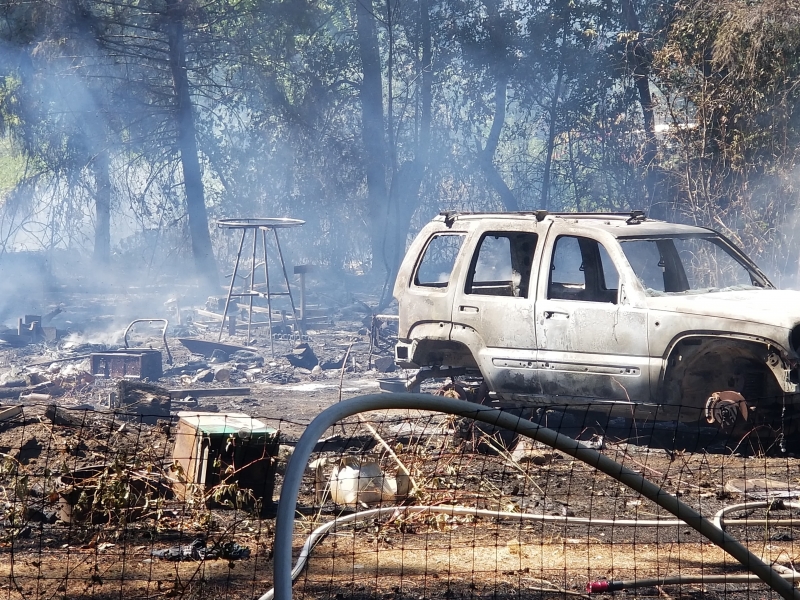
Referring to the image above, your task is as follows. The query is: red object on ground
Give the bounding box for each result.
[586,580,614,593]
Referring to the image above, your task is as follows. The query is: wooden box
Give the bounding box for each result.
[172,411,279,511]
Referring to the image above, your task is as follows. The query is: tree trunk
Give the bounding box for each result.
[479,0,518,211]
[92,148,111,264]
[478,73,518,211]
[419,0,432,164]
[540,63,564,211]
[72,9,112,264]
[355,0,389,275]
[378,0,433,309]
[621,0,663,219]
[166,0,219,289]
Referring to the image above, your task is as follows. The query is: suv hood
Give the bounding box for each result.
[645,289,800,330]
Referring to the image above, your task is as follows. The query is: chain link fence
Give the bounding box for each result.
[0,397,798,599]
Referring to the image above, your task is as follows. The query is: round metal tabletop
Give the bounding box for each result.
[217,217,305,229]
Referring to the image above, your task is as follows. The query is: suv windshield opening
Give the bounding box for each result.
[619,235,767,296]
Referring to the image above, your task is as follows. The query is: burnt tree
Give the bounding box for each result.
[355,0,389,275]
[379,0,434,307]
[166,0,218,289]
[478,0,518,211]
[91,147,111,264]
[621,0,662,219]
[540,22,568,212]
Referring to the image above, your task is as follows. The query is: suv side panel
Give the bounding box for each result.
[533,224,651,405]
[395,222,472,368]
[450,220,545,393]
[394,213,800,433]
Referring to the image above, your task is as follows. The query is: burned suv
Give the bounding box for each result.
[393,211,800,436]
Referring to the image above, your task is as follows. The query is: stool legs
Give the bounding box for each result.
[272,228,303,336]
[247,227,258,342]
[218,225,302,355]
[263,228,274,356]
[218,228,246,342]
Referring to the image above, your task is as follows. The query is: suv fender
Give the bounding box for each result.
[396,321,478,370]
[659,333,793,424]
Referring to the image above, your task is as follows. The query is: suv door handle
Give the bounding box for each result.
[459,305,479,313]
[544,310,570,319]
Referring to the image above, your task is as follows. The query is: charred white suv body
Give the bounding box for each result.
[393,211,800,434]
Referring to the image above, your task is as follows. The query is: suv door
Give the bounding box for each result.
[398,231,468,359]
[534,230,650,406]
[450,228,540,394]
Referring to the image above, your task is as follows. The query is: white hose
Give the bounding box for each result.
[259,501,800,600]
[271,394,800,600]
[713,501,800,530]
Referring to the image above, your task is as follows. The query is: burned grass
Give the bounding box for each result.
[0,406,799,599]
[281,412,800,599]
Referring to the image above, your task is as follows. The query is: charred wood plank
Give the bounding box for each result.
[45,405,90,427]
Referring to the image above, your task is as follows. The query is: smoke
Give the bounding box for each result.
[0,244,193,339]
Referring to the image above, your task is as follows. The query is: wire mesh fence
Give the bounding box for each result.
[0,397,799,600]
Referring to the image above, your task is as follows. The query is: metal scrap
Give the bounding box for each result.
[151,539,251,561]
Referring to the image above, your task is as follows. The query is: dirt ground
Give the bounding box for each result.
[0,288,798,599]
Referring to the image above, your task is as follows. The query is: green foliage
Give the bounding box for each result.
[653,0,800,281]
[0,0,798,282]
[0,136,25,194]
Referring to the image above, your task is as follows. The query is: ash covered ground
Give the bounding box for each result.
[0,274,404,433]
[0,279,798,600]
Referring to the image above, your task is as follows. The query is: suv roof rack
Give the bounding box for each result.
[436,209,650,224]
[626,209,647,224]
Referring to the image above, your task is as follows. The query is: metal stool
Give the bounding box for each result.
[217,218,305,354]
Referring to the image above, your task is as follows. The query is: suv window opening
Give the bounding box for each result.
[548,235,619,304]
[618,234,768,295]
[465,231,538,298]
[413,233,466,288]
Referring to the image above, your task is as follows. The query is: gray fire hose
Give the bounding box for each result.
[272,393,800,600]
